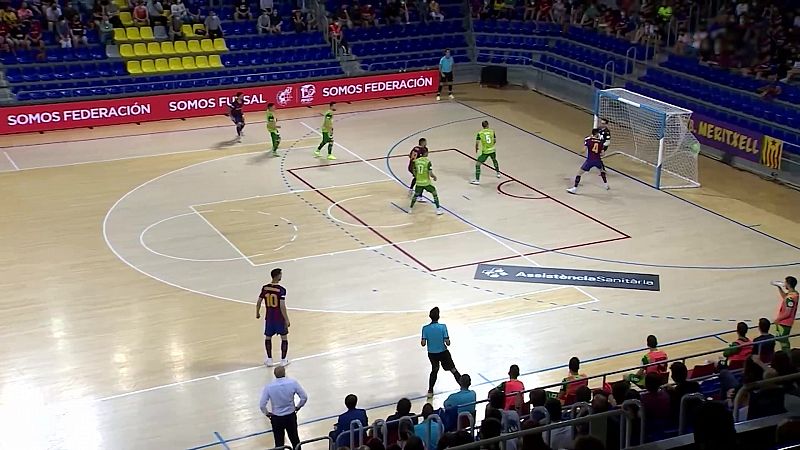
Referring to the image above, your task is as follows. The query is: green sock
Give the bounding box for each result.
[317,142,324,151]
[328,143,333,155]
[492,156,499,173]
[410,197,417,208]
[433,193,440,208]
[475,164,481,181]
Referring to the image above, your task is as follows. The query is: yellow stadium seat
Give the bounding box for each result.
[200,39,214,53]
[209,54,223,68]
[187,40,201,53]
[140,26,155,41]
[181,24,195,38]
[119,43,135,58]
[127,60,142,74]
[192,23,205,33]
[114,28,128,43]
[114,0,127,9]
[213,38,227,51]
[174,40,189,54]
[168,57,183,71]
[155,58,170,72]
[133,42,148,57]
[195,55,209,69]
[120,12,133,26]
[141,59,157,73]
[181,56,197,70]
[160,41,175,55]
[147,42,161,56]
[126,27,141,41]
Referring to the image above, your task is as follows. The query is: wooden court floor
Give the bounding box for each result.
[1,85,798,450]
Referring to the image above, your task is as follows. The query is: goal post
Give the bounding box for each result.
[594,88,701,189]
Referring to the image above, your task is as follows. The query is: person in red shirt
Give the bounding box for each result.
[774,276,798,352]
[497,364,525,410]
[722,321,753,366]
[132,0,149,26]
[328,19,349,54]
[558,357,588,404]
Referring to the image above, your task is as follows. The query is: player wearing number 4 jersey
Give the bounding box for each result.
[471,120,500,185]
[567,128,610,194]
[257,268,291,367]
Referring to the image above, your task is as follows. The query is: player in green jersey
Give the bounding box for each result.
[315,102,336,160]
[471,121,500,185]
[266,103,281,156]
[410,151,443,215]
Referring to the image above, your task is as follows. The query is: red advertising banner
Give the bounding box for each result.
[0,70,439,135]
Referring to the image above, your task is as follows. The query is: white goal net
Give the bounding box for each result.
[595,88,700,189]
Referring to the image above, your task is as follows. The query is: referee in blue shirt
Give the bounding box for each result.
[436,49,455,101]
[421,306,461,398]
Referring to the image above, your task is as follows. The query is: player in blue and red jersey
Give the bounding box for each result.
[256,268,291,367]
[567,128,610,194]
[229,91,245,142]
[408,138,429,202]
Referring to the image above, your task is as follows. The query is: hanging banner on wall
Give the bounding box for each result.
[688,113,762,163]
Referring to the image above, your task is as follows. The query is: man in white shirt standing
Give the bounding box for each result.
[259,366,308,449]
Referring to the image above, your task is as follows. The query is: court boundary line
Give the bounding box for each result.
[190,179,390,207]
[326,195,413,229]
[188,326,735,450]
[455,101,800,253]
[190,205,258,267]
[97,293,596,403]
[3,151,19,170]
[496,179,549,200]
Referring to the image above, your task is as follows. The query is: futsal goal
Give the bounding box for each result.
[594,88,701,189]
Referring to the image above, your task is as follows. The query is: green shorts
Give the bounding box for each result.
[414,184,437,196]
[269,130,280,146]
[321,131,333,143]
[477,152,497,163]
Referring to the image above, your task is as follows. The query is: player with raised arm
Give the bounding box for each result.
[471,120,500,185]
[567,128,610,194]
[315,102,336,160]
[773,276,799,352]
[229,92,245,142]
[256,268,291,367]
[410,147,443,215]
[408,138,429,203]
[266,103,281,156]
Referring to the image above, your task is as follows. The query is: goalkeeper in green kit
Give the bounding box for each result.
[266,103,281,156]
[314,102,336,160]
[471,120,500,185]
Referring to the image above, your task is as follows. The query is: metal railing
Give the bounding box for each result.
[733,372,800,422]
[474,52,613,90]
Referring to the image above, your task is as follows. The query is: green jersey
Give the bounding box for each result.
[321,109,333,132]
[413,156,433,187]
[476,128,496,154]
[266,111,277,132]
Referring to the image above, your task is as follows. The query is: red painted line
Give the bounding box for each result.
[430,235,631,272]
[451,148,631,239]
[496,180,549,200]
[289,148,453,172]
[287,168,433,272]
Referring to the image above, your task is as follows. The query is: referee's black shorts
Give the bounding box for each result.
[440,71,453,83]
[428,350,455,371]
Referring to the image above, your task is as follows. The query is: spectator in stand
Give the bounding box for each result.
[28,0,43,17]
[429,0,443,22]
[292,10,307,32]
[98,14,113,43]
[522,0,534,21]
[329,18,348,54]
[147,0,167,26]
[257,9,271,33]
[641,373,670,441]
[63,1,79,21]
[133,0,149,26]
[168,15,182,39]
[526,389,547,418]
[552,0,566,24]
[693,401,740,450]
[520,419,551,450]
[336,5,352,28]
[186,2,202,23]
[627,335,668,388]
[234,0,252,21]
[347,2,361,27]
[497,365,525,411]
[359,3,375,27]
[752,318,776,364]
[559,357,587,404]
[91,1,105,28]
[16,2,33,24]
[0,23,11,54]
[45,3,61,31]
[487,389,520,449]
[8,23,26,50]
[26,21,45,59]
[204,10,223,38]
[609,380,631,407]
[1,5,17,26]
[70,15,87,46]
[666,361,699,424]
[723,322,753,367]
[170,0,189,22]
[268,8,282,33]
[438,430,474,450]
[385,398,418,445]
[444,374,477,419]
[545,398,573,450]
[414,403,443,450]
[106,0,121,27]
[502,0,514,20]
[332,394,368,447]
[384,0,402,25]
[55,15,73,47]
[260,0,273,13]
[478,408,502,450]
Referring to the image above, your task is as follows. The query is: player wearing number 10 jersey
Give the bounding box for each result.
[567,128,610,194]
[256,268,291,367]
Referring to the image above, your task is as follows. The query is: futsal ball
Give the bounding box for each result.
[691,142,701,154]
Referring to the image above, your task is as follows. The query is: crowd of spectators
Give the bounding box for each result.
[328,317,799,450]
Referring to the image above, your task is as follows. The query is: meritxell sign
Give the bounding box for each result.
[474,264,660,291]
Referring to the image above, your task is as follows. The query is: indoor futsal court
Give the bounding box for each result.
[1,85,799,450]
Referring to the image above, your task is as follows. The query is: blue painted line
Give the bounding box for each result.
[214,432,231,450]
[454,102,800,259]
[714,335,728,344]
[390,201,410,214]
[478,372,492,383]
[192,325,742,449]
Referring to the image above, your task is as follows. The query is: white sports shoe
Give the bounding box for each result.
[265,358,274,367]
[496,172,501,178]
[604,183,610,190]
[436,95,441,101]
[417,196,427,203]
[448,94,454,99]
[566,187,578,194]
[470,179,480,185]
[280,359,290,366]
[436,208,444,215]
